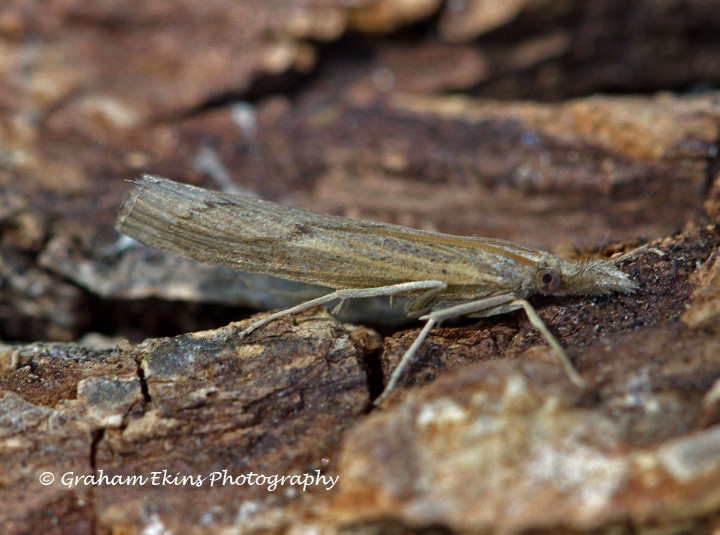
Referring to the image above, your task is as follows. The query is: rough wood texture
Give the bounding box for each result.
[0,312,377,533]
[1,1,720,533]
[332,328,720,532]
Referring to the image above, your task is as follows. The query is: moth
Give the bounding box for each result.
[116,175,643,404]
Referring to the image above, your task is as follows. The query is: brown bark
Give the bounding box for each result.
[1,1,720,533]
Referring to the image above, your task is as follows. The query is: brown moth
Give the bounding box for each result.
[116,175,643,404]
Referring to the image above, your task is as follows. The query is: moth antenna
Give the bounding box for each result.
[611,244,664,264]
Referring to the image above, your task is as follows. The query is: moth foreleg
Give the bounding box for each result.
[509,299,585,388]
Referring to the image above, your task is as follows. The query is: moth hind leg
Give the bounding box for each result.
[238,280,448,339]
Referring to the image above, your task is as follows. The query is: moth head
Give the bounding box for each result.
[536,258,638,296]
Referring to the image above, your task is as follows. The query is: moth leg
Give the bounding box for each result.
[374,294,586,406]
[331,299,346,315]
[509,299,585,388]
[238,280,447,338]
[374,317,438,406]
[375,293,517,406]
[429,297,585,387]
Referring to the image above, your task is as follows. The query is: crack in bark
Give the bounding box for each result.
[135,356,152,404]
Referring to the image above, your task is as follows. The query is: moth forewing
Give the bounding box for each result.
[116,175,640,404]
[117,177,527,294]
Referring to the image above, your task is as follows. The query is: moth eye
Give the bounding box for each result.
[535,268,562,294]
